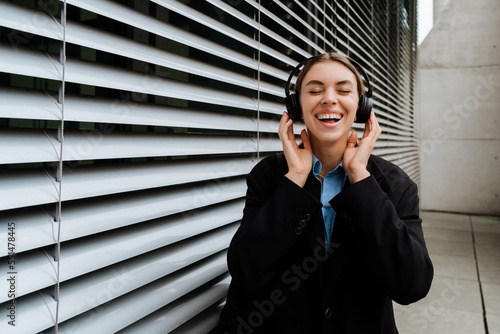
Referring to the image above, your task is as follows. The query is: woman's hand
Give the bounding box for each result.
[278,111,312,187]
[343,112,382,184]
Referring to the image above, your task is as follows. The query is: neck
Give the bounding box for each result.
[311,136,347,175]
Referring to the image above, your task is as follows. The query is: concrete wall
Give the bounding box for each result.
[433,0,449,24]
[418,0,500,215]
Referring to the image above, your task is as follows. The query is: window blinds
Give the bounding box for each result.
[0,0,419,332]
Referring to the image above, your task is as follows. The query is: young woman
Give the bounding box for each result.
[217,52,433,334]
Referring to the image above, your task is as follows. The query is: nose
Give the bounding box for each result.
[321,89,338,105]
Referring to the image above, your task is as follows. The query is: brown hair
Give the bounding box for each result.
[294,52,365,101]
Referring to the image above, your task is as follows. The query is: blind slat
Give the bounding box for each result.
[1,177,246,247]
[0,129,265,164]
[0,251,229,333]
[118,277,230,333]
[0,88,264,131]
[66,0,290,81]
[169,302,224,334]
[206,0,310,58]
[56,251,229,334]
[0,199,244,256]
[153,0,297,66]
[0,157,253,210]
[0,45,282,113]
[243,0,322,55]
[0,223,236,303]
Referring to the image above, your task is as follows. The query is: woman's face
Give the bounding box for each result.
[299,61,359,145]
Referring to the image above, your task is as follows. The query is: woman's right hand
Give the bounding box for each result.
[278,111,313,188]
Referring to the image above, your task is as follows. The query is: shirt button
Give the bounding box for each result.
[299,219,307,228]
[325,307,332,319]
[295,227,302,235]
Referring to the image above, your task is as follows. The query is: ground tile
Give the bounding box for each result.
[487,313,500,334]
[394,304,485,334]
[429,254,478,281]
[416,276,482,314]
[471,215,500,234]
[477,256,500,284]
[423,227,473,244]
[425,238,475,259]
[421,211,471,231]
[475,242,500,261]
[482,282,500,316]
[474,231,500,245]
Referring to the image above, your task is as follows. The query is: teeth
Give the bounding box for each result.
[317,114,342,120]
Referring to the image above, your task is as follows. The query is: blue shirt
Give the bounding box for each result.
[312,155,347,248]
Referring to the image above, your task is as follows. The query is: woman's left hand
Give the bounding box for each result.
[343,112,382,184]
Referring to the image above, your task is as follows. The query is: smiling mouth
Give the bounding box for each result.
[316,113,343,122]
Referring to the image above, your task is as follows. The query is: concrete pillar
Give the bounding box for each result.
[418,0,500,215]
[433,0,449,24]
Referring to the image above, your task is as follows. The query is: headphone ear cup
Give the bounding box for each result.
[285,93,302,122]
[355,95,373,123]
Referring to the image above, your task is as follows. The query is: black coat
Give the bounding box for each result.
[217,153,433,334]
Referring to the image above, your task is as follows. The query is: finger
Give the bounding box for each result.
[300,129,311,150]
[279,113,295,142]
[278,111,289,138]
[284,118,295,142]
[363,118,371,138]
[347,130,357,149]
[371,112,382,138]
[368,113,381,142]
[363,112,380,142]
[280,121,299,153]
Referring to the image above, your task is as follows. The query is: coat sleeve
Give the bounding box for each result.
[226,155,323,292]
[331,172,434,305]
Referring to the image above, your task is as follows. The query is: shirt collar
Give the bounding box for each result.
[312,154,344,177]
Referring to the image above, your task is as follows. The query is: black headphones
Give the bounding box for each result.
[285,55,373,123]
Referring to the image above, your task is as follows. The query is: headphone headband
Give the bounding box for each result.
[284,58,310,97]
[347,58,373,100]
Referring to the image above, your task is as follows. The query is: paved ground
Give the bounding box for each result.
[394,211,500,334]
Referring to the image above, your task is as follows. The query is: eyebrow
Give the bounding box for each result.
[304,79,355,87]
[304,80,325,86]
[336,80,355,86]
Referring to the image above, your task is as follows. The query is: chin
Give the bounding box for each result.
[312,132,348,145]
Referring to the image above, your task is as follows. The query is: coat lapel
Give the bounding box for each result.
[302,173,326,252]
[322,156,385,292]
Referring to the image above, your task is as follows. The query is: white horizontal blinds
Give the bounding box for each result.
[0,1,420,333]
[260,0,419,181]
[0,0,282,333]
[331,0,420,183]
